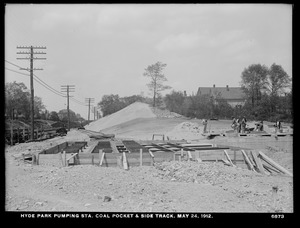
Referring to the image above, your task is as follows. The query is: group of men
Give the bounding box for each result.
[231,116,248,133]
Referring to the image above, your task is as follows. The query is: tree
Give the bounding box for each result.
[164,90,186,114]
[5,81,31,119]
[98,94,126,117]
[267,63,291,96]
[143,61,171,107]
[240,64,269,108]
[49,111,60,121]
[34,96,45,119]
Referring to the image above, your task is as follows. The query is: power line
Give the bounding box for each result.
[6,59,89,107]
[5,62,66,98]
[5,67,30,77]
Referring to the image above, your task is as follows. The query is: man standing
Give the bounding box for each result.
[202,119,208,133]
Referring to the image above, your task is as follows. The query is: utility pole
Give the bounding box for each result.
[17,46,46,140]
[85,98,94,121]
[61,85,75,131]
[94,106,96,120]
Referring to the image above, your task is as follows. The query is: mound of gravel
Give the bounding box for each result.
[85,102,156,132]
[85,102,183,132]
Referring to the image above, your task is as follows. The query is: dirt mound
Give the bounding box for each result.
[155,160,260,184]
[85,102,156,131]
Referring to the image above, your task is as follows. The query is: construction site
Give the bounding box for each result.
[5,102,293,213]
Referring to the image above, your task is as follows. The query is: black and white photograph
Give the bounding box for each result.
[4,3,293,220]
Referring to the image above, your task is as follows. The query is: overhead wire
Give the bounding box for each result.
[5,59,87,106]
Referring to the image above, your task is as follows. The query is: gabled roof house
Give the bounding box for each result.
[196,84,246,107]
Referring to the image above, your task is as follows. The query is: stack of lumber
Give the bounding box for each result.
[240,150,292,176]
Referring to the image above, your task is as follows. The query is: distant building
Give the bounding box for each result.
[196,84,246,107]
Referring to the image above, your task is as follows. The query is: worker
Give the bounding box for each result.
[231,117,237,132]
[202,119,208,133]
[257,120,264,131]
[236,118,241,133]
[240,117,246,133]
[275,120,282,133]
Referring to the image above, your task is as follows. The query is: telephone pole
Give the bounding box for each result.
[17,46,46,140]
[61,85,75,131]
[93,106,96,120]
[85,98,94,121]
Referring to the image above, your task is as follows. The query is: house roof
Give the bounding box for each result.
[197,86,246,100]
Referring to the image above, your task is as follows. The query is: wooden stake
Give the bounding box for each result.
[99,150,105,166]
[140,149,143,166]
[187,151,192,161]
[258,151,293,176]
[224,150,235,167]
[31,154,36,165]
[241,150,255,171]
[99,149,103,166]
[250,151,267,174]
[180,149,184,161]
[63,150,66,167]
[58,152,64,167]
[36,153,39,165]
[149,150,154,166]
[123,152,129,170]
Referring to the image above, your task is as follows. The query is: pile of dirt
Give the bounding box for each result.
[85,102,156,132]
[155,160,260,184]
[154,160,293,212]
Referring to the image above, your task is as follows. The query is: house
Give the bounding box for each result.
[196,84,246,107]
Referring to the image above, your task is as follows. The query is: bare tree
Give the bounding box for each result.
[143,61,171,107]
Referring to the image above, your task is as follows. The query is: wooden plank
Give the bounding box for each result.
[63,151,66,167]
[187,151,192,161]
[140,149,143,166]
[241,150,255,171]
[99,151,105,166]
[224,150,235,167]
[99,149,103,166]
[123,152,129,170]
[149,150,154,166]
[258,151,293,176]
[262,163,281,174]
[221,159,231,166]
[250,151,267,175]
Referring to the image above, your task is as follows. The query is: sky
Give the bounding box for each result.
[5,4,293,120]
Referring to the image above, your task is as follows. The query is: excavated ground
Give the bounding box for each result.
[5,103,293,213]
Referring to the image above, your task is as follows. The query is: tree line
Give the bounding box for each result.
[98,61,292,123]
[5,81,85,124]
[6,61,292,126]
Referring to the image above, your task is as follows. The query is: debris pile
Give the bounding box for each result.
[154,160,258,185]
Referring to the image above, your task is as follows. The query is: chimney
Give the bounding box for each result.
[226,85,229,91]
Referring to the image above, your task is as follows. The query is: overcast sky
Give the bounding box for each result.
[5,4,292,120]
